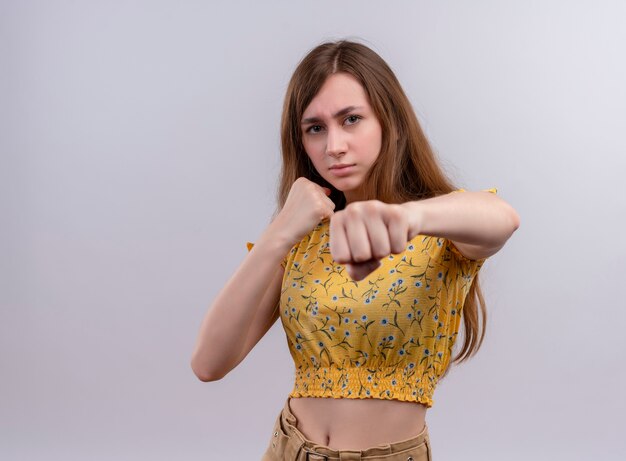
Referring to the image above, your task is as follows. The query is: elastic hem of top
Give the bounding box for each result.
[290,365,435,408]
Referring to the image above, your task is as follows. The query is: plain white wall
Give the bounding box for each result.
[2,1,625,460]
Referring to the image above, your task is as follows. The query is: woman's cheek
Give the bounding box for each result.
[307,139,323,156]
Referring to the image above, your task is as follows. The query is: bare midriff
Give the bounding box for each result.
[288,396,428,451]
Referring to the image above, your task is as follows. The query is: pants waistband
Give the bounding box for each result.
[280,396,430,460]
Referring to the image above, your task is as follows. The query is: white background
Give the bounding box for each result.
[2,1,625,460]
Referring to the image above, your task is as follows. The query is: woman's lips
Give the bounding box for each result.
[329,164,355,176]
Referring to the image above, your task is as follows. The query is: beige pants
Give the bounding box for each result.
[261,397,432,461]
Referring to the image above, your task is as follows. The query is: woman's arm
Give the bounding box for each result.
[400,189,520,261]
[190,224,291,382]
[191,178,335,379]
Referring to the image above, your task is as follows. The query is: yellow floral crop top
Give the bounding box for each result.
[247,188,497,407]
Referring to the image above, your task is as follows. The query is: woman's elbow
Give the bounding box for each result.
[493,204,520,250]
[190,359,226,383]
[508,205,521,232]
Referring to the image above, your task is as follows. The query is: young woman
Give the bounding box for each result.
[191,40,520,460]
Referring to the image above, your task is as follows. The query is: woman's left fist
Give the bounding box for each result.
[329,200,416,281]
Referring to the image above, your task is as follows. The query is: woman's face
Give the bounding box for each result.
[301,72,382,204]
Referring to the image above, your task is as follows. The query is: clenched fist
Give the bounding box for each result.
[329,200,416,281]
[271,177,336,249]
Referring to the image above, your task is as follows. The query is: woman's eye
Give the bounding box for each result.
[345,115,361,125]
[307,125,323,134]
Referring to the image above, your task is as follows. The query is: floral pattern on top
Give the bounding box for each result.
[247,188,497,407]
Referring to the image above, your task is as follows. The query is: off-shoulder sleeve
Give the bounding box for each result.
[246,241,289,269]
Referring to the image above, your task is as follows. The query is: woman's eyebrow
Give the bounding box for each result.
[301,105,364,124]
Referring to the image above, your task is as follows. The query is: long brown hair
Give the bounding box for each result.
[273,39,487,373]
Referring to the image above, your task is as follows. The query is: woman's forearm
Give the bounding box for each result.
[401,190,520,248]
[190,224,291,381]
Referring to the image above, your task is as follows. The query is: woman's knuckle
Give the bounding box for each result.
[374,246,390,259]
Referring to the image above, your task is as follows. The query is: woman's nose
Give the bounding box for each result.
[325,127,347,157]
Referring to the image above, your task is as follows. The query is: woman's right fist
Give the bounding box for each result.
[272,177,336,248]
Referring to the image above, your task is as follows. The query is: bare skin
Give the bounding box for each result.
[288,396,428,450]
